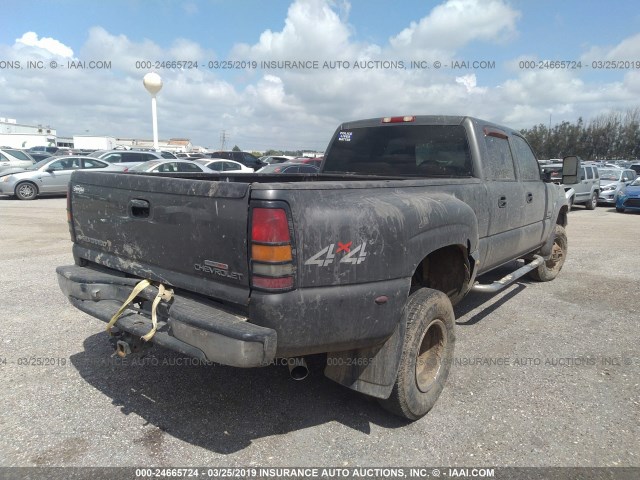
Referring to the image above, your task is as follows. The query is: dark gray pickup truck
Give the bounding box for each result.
[57,115,576,420]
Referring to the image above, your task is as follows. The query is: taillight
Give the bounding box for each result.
[250,207,294,292]
[67,182,76,242]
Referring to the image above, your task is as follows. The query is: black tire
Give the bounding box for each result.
[15,182,38,200]
[616,207,625,213]
[585,192,597,210]
[379,288,455,420]
[529,225,567,282]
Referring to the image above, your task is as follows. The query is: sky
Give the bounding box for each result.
[1,0,640,151]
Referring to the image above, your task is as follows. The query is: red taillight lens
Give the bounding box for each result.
[251,208,290,243]
[251,275,294,290]
[251,207,294,292]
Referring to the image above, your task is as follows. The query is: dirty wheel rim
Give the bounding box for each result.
[415,319,446,393]
[546,237,566,272]
[18,183,35,199]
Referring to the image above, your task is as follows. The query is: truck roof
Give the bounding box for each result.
[337,115,518,135]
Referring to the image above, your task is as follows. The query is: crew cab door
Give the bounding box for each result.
[510,134,546,252]
[480,128,525,271]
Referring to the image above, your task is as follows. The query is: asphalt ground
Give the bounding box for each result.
[0,196,638,469]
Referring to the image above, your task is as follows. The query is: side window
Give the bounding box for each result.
[103,153,122,163]
[47,160,67,171]
[224,162,239,171]
[585,167,593,179]
[156,162,177,173]
[82,159,107,169]
[178,162,201,172]
[483,135,516,181]
[511,135,541,181]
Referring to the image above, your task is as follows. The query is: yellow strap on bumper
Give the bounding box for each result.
[141,283,173,342]
[106,278,174,342]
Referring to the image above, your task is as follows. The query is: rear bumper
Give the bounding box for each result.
[56,265,277,367]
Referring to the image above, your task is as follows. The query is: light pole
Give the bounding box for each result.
[143,72,163,151]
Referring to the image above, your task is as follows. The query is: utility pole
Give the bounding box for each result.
[220,130,228,150]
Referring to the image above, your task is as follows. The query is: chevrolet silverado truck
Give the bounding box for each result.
[57,115,577,420]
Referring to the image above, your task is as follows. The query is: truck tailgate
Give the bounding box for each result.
[69,171,251,305]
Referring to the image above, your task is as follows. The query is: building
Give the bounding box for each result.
[0,118,57,149]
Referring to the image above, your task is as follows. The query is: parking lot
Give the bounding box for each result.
[0,196,638,468]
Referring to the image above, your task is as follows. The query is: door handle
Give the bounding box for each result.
[129,198,150,218]
[526,192,533,203]
[498,195,507,208]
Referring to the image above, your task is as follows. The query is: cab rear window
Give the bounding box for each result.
[323,125,472,177]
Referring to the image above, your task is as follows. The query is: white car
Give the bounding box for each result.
[128,159,215,173]
[0,148,36,173]
[194,158,253,173]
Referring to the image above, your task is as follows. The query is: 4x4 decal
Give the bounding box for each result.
[305,242,368,267]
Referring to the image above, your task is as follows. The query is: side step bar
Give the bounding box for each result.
[471,255,544,294]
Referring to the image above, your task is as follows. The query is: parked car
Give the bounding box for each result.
[541,163,599,209]
[208,151,265,170]
[88,150,167,170]
[28,146,59,155]
[597,168,637,205]
[194,159,253,173]
[128,160,214,173]
[28,152,53,162]
[0,156,121,200]
[615,177,640,213]
[176,153,205,159]
[0,148,36,173]
[257,162,320,173]
[289,157,323,168]
[261,155,294,165]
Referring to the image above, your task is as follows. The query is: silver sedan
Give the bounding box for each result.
[128,159,215,173]
[0,156,121,200]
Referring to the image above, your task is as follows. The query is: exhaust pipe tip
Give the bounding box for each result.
[288,358,309,381]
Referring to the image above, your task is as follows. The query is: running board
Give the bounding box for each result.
[471,255,544,293]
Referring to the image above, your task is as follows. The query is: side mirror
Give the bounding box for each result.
[562,156,580,185]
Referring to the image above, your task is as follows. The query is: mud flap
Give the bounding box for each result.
[324,317,406,400]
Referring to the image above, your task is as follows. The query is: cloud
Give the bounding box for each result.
[389,0,520,58]
[581,32,640,62]
[15,32,74,58]
[232,0,356,60]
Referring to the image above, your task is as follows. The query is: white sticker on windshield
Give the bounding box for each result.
[338,131,352,142]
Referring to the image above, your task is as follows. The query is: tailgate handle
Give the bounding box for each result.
[129,199,150,218]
